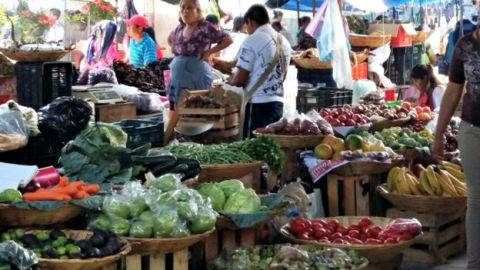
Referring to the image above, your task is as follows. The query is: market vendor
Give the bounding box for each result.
[228,4,292,138]
[167,0,232,109]
[126,15,157,68]
[409,64,445,112]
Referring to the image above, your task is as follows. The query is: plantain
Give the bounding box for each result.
[387,167,400,192]
[443,170,467,196]
[442,165,465,182]
[419,170,435,196]
[435,167,459,197]
[406,173,423,195]
[426,165,441,196]
[441,161,462,171]
[395,168,411,194]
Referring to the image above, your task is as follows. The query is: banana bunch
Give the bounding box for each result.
[386,162,466,197]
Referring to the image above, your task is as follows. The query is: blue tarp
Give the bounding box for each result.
[276,0,447,12]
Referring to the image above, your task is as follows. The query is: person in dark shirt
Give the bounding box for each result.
[433,29,480,270]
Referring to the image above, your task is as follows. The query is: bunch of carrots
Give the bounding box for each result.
[23,177,100,201]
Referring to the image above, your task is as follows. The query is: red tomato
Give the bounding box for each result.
[396,234,413,243]
[365,225,382,238]
[402,101,412,110]
[317,237,330,243]
[298,232,313,240]
[338,115,347,123]
[348,230,360,239]
[325,225,336,234]
[327,219,340,229]
[360,234,368,242]
[345,111,354,118]
[329,232,343,241]
[358,218,372,228]
[384,238,397,244]
[350,238,364,245]
[333,238,347,244]
[311,219,327,227]
[336,225,348,235]
[365,238,383,244]
[311,223,323,232]
[314,228,328,240]
[290,222,308,235]
[348,224,360,232]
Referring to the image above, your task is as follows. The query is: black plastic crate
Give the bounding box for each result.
[16,61,73,110]
[297,87,353,112]
[412,44,423,66]
[117,117,164,148]
[0,135,65,167]
[296,67,337,87]
[385,46,414,85]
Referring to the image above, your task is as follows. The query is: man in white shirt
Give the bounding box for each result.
[44,8,64,44]
[229,4,292,138]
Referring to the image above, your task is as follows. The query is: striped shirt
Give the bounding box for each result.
[129,34,157,68]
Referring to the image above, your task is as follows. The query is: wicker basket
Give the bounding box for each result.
[199,162,264,182]
[333,160,401,177]
[377,184,467,214]
[293,56,332,69]
[349,34,391,48]
[0,49,70,62]
[413,31,432,44]
[123,228,214,255]
[35,230,131,270]
[0,203,83,227]
[254,131,324,149]
[280,216,419,263]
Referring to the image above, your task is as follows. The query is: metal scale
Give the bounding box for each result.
[72,84,124,104]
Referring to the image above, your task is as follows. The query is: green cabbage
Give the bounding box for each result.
[197,183,226,211]
[153,174,180,192]
[217,180,244,198]
[223,188,260,214]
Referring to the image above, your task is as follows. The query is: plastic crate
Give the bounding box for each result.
[385,46,414,85]
[296,87,353,112]
[352,62,368,80]
[296,67,337,87]
[117,117,164,148]
[412,44,423,66]
[15,61,72,110]
[0,135,65,167]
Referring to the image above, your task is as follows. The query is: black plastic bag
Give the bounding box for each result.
[88,67,118,85]
[38,97,92,141]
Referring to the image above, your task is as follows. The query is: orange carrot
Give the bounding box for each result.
[57,176,69,187]
[48,185,79,196]
[84,184,100,195]
[23,191,71,201]
[72,190,89,199]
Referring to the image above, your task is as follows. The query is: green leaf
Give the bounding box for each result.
[76,164,110,184]
[59,152,90,175]
[71,195,105,210]
[109,168,133,184]
[11,201,64,211]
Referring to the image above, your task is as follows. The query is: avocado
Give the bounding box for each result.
[76,239,91,251]
[86,247,101,258]
[89,234,105,248]
[20,234,40,248]
[49,229,66,240]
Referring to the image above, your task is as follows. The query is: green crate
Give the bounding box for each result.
[117,117,164,148]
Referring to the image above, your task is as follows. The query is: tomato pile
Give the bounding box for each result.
[288,217,421,245]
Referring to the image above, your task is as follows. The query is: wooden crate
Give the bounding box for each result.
[125,249,189,270]
[327,174,370,216]
[204,228,257,262]
[365,254,403,270]
[95,102,136,122]
[387,208,466,264]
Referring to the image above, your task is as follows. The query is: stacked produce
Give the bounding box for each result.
[286,217,421,245]
[163,136,284,174]
[91,174,216,238]
[132,150,200,181]
[319,106,371,127]
[314,134,397,161]
[386,162,466,197]
[113,60,165,93]
[371,127,434,152]
[4,228,123,260]
[196,180,260,213]
[210,244,365,270]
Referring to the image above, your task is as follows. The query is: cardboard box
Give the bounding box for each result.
[369,23,416,48]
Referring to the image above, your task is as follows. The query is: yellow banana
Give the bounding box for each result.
[442,165,465,182]
[426,166,441,196]
[387,167,400,192]
[395,168,411,194]
[419,170,435,196]
[441,161,462,171]
[406,173,423,195]
[443,170,467,196]
[435,167,459,197]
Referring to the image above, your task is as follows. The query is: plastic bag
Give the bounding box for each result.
[0,100,40,136]
[352,80,377,104]
[88,67,118,85]
[381,218,422,238]
[318,0,353,89]
[306,110,334,135]
[0,111,28,152]
[0,241,38,270]
[38,96,92,141]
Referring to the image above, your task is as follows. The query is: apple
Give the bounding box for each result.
[324,116,333,123]
[330,119,341,127]
[346,119,356,126]
[338,115,347,123]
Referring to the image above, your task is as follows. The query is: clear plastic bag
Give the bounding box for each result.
[306,110,334,135]
[0,111,29,152]
[382,218,422,238]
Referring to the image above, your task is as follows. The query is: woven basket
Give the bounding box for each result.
[377,184,467,214]
[293,56,332,69]
[199,162,264,182]
[0,49,70,62]
[0,203,83,227]
[254,131,324,149]
[413,31,432,44]
[349,34,391,48]
[280,216,419,263]
[333,160,401,177]
[35,230,131,270]
[123,228,214,255]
